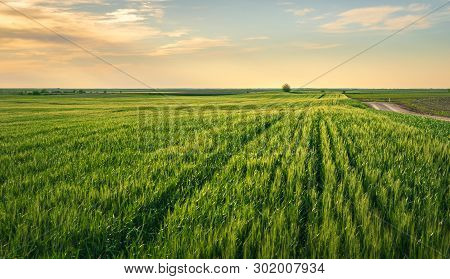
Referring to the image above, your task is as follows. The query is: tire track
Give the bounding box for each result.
[108,113,285,258]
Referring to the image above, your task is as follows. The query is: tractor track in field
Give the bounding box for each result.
[365,102,450,122]
[121,115,285,254]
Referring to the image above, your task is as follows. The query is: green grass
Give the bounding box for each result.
[346,91,450,117]
[0,92,449,259]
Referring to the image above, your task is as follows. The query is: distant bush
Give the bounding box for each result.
[282,84,291,93]
[31,90,41,95]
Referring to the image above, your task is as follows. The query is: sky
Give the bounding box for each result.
[0,0,449,88]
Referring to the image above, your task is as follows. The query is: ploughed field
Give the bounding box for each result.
[346,90,450,117]
[0,92,448,258]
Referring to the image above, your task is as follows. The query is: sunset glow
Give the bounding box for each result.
[1,0,449,88]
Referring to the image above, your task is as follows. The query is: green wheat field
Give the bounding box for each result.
[0,91,449,258]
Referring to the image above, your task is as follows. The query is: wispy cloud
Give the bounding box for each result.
[0,0,186,57]
[128,0,168,20]
[382,14,431,30]
[286,8,314,17]
[320,4,432,32]
[299,43,342,50]
[244,36,270,41]
[277,1,294,6]
[149,37,230,56]
[321,6,403,32]
[407,3,430,12]
[105,9,146,23]
[3,0,106,8]
[312,15,326,21]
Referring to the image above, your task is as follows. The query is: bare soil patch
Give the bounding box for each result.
[365,102,450,122]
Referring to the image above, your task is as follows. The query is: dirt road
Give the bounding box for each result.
[365,102,450,122]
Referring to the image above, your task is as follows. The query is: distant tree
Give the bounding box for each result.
[282,84,291,93]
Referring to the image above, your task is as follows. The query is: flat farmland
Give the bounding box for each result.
[0,92,448,258]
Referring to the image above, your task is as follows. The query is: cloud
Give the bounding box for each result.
[433,6,450,22]
[382,14,431,30]
[0,0,186,54]
[149,37,230,56]
[105,9,146,23]
[277,1,294,6]
[321,6,402,32]
[0,0,193,77]
[244,36,270,41]
[129,0,167,19]
[286,8,314,17]
[241,47,264,53]
[299,43,342,50]
[312,15,325,20]
[320,4,432,32]
[407,3,429,12]
[0,7,162,44]
[164,29,190,38]
[3,0,106,9]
